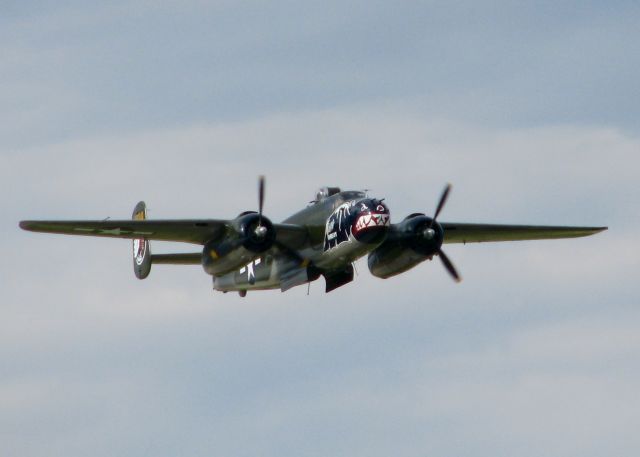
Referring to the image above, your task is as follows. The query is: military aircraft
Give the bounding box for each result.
[20,177,606,296]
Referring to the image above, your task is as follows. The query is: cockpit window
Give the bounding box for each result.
[340,191,366,200]
[314,187,341,202]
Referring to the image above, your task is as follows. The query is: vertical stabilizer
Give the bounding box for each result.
[132,201,152,279]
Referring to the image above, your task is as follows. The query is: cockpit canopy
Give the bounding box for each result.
[309,187,367,206]
[314,187,341,202]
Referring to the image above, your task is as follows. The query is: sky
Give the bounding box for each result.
[1,1,639,456]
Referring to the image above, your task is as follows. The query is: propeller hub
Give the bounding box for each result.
[254,225,268,239]
[423,227,436,240]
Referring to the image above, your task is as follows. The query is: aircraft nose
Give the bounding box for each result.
[352,206,391,244]
[373,199,389,214]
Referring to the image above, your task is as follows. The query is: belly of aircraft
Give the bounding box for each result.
[213,236,375,292]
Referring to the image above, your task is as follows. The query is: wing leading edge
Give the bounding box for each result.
[441,223,607,244]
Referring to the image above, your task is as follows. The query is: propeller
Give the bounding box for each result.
[426,184,462,283]
[252,175,307,261]
[258,175,265,222]
[255,175,268,239]
[438,248,461,283]
[430,183,451,228]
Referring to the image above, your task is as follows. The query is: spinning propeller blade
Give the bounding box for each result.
[430,183,451,228]
[438,249,461,283]
[255,175,309,266]
[430,183,462,283]
[250,175,269,241]
[258,175,265,227]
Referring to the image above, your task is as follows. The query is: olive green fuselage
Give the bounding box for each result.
[212,191,390,293]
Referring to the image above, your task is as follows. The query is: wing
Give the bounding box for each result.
[19,219,309,248]
[19,219,226,244]
[441,223,607,244]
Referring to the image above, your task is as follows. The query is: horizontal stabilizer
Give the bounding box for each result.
[151,253,202,265]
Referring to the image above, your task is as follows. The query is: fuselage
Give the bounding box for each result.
[213,189,390,292]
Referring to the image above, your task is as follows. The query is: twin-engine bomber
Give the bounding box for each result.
[20,177,607,296]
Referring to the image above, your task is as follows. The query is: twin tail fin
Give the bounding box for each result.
[132,201,152,279]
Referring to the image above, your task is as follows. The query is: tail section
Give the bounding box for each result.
[132,201,152,279]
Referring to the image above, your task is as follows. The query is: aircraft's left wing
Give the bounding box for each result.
[19,219,309,248]
[441,223,607,244]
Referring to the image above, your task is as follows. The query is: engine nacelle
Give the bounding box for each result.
[368,213,443,279]
[202,212,276,276]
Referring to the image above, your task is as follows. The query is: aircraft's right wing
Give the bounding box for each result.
[441,223,607,244]
[19,219,309,248]
[19,219,227,244]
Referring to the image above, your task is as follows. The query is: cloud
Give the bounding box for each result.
[2,105,638,456]
[2,1,639,453]
[413,312,640,456]
[3,1,639,151]
[4,107,637,222]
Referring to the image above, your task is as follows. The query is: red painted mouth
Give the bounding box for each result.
[353,212,390,235]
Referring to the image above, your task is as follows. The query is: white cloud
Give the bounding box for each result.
[2,1,639,453]
[2,100,638,457]
[411,312,640,456]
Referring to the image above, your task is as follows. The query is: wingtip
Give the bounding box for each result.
[575,226,608,238]
[19,220,32,231]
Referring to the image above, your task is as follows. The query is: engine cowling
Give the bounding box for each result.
[367,213,443,278]
[202,211,276,276]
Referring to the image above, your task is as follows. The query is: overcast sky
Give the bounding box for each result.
[2,2,639,456]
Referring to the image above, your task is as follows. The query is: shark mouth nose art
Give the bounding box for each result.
[353,212,390,234]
